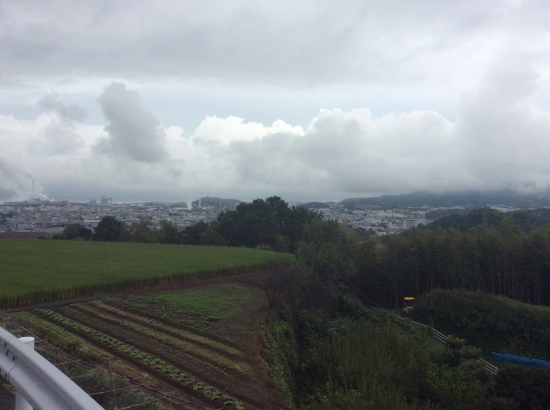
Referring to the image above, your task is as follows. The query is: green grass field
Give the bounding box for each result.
[157,284,252,320]
[0,240,293,308]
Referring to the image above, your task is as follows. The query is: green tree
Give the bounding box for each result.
[181,221,209,245]
[157,220,180,244]
[61,224,93,240]
[92,216,123,242]
[273,235,290,253]
[120,220,157,243]
[216,196,321,250]
[200,224,226,246]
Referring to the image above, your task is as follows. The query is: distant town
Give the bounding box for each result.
[0,193,521,238]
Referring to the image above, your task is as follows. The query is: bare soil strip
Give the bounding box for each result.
[86,302,245,361]
[77,303,245,364]
[101,298,243,349]
[3,295,102,313]
[70,303,252,379]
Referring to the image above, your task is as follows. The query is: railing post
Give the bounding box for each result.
[1,327,103,410]
[15,337,34,410]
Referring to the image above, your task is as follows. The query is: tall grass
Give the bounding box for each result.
[0,240,293,308]
[305,322,435,410]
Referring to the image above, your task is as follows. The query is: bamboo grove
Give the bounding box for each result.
[312,216,550,309]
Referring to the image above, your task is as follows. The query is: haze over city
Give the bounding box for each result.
[1,0,550,203]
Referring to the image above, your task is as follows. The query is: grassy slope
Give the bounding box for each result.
[414,289,550,359]
[0,240,293,307]
[157,284,252,320]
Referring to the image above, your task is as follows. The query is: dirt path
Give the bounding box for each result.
[3,295,102,313]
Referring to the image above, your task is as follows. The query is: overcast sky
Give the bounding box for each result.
[1,0,550,203]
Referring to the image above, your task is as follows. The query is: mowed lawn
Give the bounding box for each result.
[0,240,292,308]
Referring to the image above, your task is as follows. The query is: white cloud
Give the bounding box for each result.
[28,120,84,155]
[192,116,303,145]
[94,82,168,163]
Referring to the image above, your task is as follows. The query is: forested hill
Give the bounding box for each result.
[340,189,550,209]
[423,208,550,233]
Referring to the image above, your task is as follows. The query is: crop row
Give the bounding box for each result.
[109,294,223,331]
[0,240,294,308]
[0,264,266,309]
[71,303,249,378]
[14,311,111,361]
[93,302,243,357]
[17,311,194,403]
[36,309,245,410]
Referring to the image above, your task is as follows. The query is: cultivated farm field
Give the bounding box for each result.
[0,240,292,308]
[12,276,286,409]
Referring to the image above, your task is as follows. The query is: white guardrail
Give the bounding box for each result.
[408,320,499,375]
[0,327,103,410]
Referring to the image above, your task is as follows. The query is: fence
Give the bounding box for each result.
[0,326,104,410]
[0,314,210,410]
[408,320,499,375]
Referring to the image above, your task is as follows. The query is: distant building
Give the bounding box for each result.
[404,219,417,230]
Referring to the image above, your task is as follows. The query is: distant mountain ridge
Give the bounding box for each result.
[340,190,550,209]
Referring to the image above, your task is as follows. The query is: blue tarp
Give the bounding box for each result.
[491,352,550,369]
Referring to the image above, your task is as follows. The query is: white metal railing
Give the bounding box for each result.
[408,320,498,375]
[0,327,103,410]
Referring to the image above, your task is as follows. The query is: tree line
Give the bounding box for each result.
[423,207,550,233]
[349,218,550,308]
[59,197,550,307]
[57,196,322,247]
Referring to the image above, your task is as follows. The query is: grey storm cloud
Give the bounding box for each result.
[39,95,87,122]
[94,82,168,163]
[0,1,548,89]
